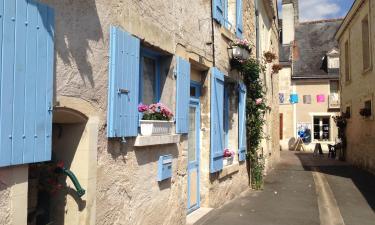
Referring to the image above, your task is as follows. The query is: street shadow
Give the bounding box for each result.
[295,152,375,211]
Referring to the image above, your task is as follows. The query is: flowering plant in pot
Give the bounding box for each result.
[272,64,283,74]
[231,38,251,60]
[223,149,235,166]
[263,51,277,63]
[138,103,174,136]
[359,108,372,117]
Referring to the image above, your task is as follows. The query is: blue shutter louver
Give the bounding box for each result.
[236,0,243,38]
[107,26,140,138]
[213,0,225,25]
[238,82,247,162]
[176,56,191,134]
[0,0,54,167]
[210,68,224,173]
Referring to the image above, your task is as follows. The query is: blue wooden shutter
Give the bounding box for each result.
[210,68,224,173]
[213,0,225,25]
[176,56,191,134]
[238,82,247,162]
[0,0,54,167]
[236,0,243,38]
[107,26,140,138]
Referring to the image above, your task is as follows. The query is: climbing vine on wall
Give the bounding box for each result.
[231,53,276,190]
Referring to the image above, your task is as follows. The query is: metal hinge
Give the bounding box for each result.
[118,88,130,94]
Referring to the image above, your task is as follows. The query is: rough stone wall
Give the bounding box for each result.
[338,0,375,174]
[257,0,280,172]
[35,1,256,225]
[0,170,11,225]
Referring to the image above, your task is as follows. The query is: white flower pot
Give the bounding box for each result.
[232,46,250,60]
[223,156,234,166]
[140,120,174,136]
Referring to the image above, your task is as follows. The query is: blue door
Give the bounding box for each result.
[187,83,201,214]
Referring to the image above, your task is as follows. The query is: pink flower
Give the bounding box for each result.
[255,98,263,105]
[138,103,149,112]
[223,149,234,157]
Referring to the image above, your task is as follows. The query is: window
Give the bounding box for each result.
[364,100,372,117]
[330,80,339,94]
[140,50,161,105]
[213,0,243,37]
[313,116,330,141]
[344,41,350,82]
[223,82,238,166]
[224,85,230,148]
[362,15,371,71]
[345,106,351,118]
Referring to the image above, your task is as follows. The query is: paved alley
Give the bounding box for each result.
[195,151,375,225]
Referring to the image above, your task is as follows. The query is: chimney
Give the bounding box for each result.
[282,0,299,45]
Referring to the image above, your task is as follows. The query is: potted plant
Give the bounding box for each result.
[138,103,174,136]
[223,149,235,166]
[359,108,372,117]
[272,64,283,74]
[264,51,277,63]
[231,39,251,60]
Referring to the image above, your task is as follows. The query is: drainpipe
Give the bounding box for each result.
[210,0,216,67]
[255,0,260,59]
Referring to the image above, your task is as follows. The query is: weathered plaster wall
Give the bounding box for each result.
[258,0,280,171]
[295,81,339,144]
[338,0,375,173]
[0,1,279,224]
[35,1,256,225]
[0,169,11,225]
[0,166,28,225]
[279,67,294,150]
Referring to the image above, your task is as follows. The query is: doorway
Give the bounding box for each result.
[27,103,98,225]
[187,82,201,214]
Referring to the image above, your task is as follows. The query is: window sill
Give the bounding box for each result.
[362,65,373,75]
[218,163,240,179]
[134,134,180,147]
[220,26,236,41]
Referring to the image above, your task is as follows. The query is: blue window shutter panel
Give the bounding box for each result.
[107,26,140,138]
[210,68,224,173]
[176,56,191,134]
[0,0,54,167]
[236,0,243,38]
[213,0,224,25]
[238,82,247,162]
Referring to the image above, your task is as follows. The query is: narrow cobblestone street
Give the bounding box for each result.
[196,151,375,225]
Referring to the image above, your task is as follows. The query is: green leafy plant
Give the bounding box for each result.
[231,57,269,190]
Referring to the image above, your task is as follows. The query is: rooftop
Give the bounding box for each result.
[292,19,343,79]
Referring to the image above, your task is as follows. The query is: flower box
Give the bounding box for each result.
[140,120,174,136]
[223,156,234,166]
[232,46,250,60]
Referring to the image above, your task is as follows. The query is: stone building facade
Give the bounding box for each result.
[336,0,375,174]
[0,0,279,225]
[279,0,341,151]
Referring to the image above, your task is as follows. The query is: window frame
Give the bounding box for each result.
[362,95,374,120]
[344,40,351,83]
[224,84,230,148]
[312,116,331,142]
[361,14,372,74]
[139,48,162,105]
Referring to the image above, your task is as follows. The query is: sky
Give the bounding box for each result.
[277,0,355,22]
